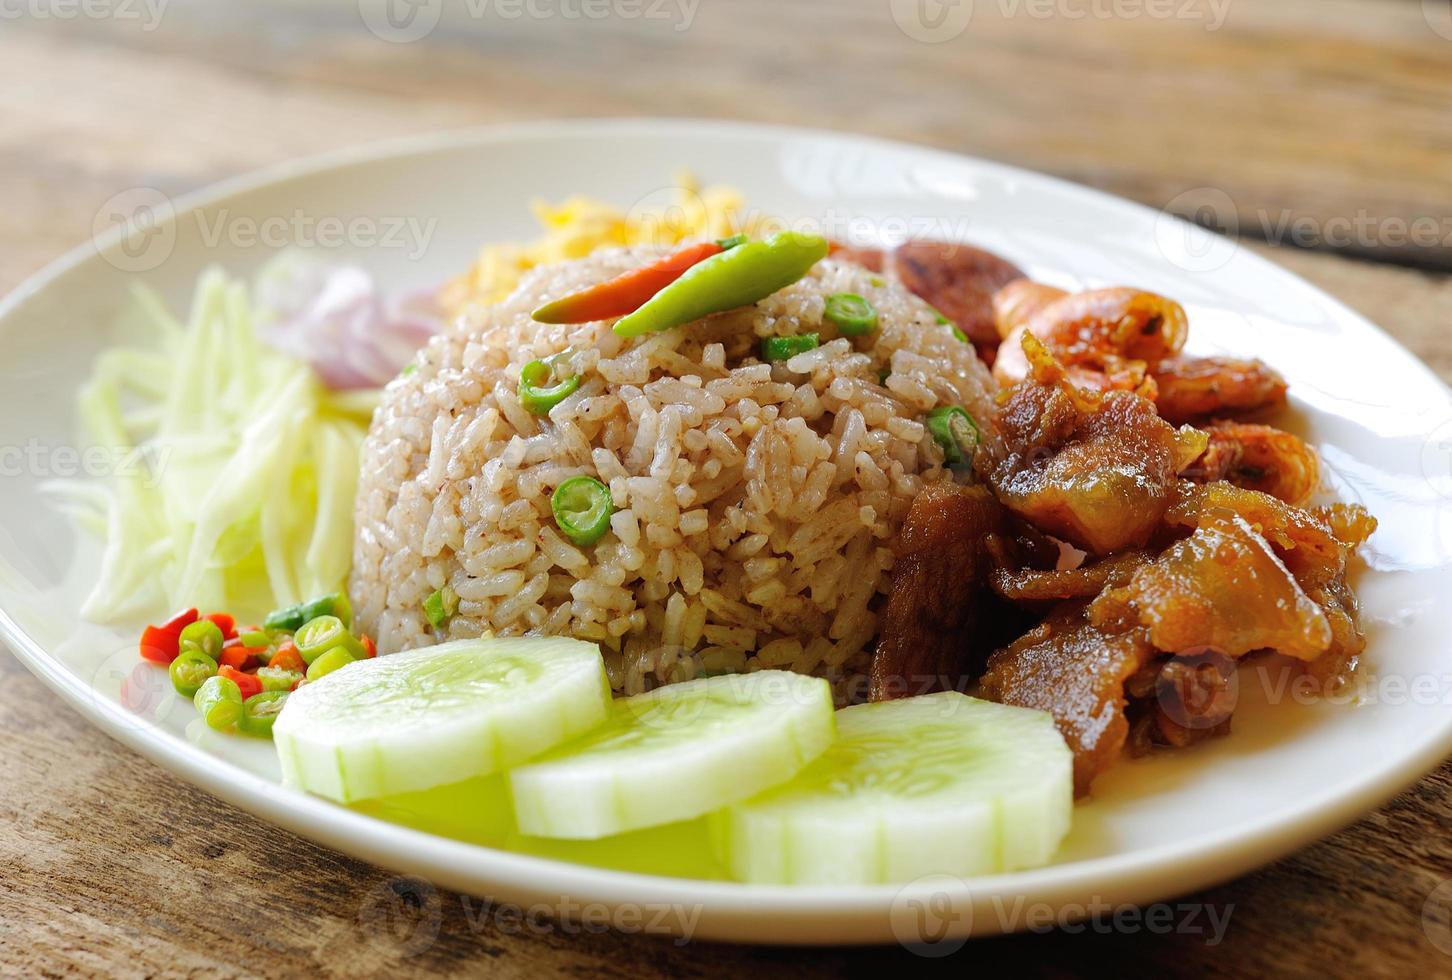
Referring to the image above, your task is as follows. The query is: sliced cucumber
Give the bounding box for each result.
[273,637,610,803]
[711,692,1073,884]
[509,670,836,840]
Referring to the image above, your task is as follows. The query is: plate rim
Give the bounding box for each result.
[3,116,1451,944]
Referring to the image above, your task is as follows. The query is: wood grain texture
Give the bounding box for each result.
[3,1,1452,975]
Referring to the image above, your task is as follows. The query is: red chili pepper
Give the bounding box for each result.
[360,634,377,659]
[218,646,251,672]
[206,612,237,640]
[268,642,306,675]
[219,665,262,700]
[531,239,739,324]
[138,608,199,664]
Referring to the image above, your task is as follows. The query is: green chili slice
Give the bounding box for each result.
[294,614,363,665]
[177,619,224,660]
[306,647,357,682]
[824,293,878,336]
[239,691,289,738]
[761,333,820,362]
[263,592,348,633]
[169,650,218,698]
[926,406,980,466]
[256,666,302,693]
[715,234,748,250]
[423,586,458,629]
[194,675,243,732]
[551,476,614,547]
[519,354,581,415]
[612,231,830,338]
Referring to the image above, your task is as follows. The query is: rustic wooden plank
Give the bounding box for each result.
[4,2,1452,975]
[5,0,1451,270]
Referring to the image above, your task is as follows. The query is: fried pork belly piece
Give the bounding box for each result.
[988,336,1206,555]
[1151,356,1288,424]
[869,482,1031,701]
[1184,421,1319,505]
[1090,508,1332,660]
[990,550,1152,604]
[978,603,1155,796]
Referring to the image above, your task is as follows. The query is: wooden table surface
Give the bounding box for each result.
[4,2,1452,975]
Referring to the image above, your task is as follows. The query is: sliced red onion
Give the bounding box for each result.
[255,251,445,390]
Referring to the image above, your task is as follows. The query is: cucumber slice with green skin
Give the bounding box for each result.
[273,637,611,803]
[509,670,836,840]
[711,692,1073,885]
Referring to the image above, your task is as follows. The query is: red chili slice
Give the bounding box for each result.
[138,608,199,664]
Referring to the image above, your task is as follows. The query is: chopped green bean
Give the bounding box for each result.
[824,293,878,336]
[761,333,820,362]
[519,354,581,415]
[926,406,980,466]
[551,476,614,547]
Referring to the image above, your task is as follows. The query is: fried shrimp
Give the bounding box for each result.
[1151,355,1288,424]
[1185,421,1319,505]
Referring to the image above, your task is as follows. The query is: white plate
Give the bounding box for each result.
[3,119,1451,947]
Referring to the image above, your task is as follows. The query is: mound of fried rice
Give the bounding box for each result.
[351,246,998,697]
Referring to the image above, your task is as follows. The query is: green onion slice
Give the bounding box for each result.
[824,293,878,336]
[761,333,820,362]
[926,406,980,466]
[551,476,614,547]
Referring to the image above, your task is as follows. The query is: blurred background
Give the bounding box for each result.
[4,1,1452,975]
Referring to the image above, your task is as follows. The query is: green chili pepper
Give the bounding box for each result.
[169,650,218,698]
[551,476,614,547]
[761,333,820,362]
[926,406,980,466]
[612,231,830,338]
[715,234,748,250]
[294,614,363,665]
[239,691,289,738]
[423,586,458,629]
[177,619,224,661]
[238,629,272,649]
[306,647,356,682]
[263,592,351,633]
[519,353,581,415]
[823,293,878,336]
[194,675,243,731]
